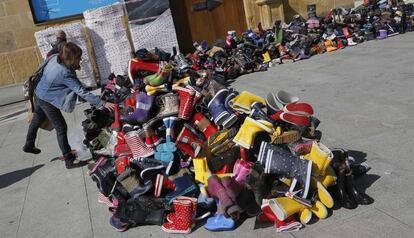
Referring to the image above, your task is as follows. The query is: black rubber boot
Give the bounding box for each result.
[336,170,357,209]
[115,199,165,227]
[345,171,374,205]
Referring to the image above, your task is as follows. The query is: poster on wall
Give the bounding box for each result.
[29,0,120,24]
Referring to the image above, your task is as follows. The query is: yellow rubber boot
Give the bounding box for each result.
[299,208,312,224]
[311,177,334,209]
[304,141,333,176]
[311,200,328,219]
[229,91,266,114]
[316,166,337,188]
[268,197,308,221]
[233,117,274,149]
[279,177,292,187]
[193,157,211,185]
[262,51,271,63]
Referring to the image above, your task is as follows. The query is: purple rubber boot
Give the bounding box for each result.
[121,92,154,124]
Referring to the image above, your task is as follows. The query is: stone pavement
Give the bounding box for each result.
[1,32,414,238]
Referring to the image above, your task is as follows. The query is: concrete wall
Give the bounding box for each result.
[0,0,81,88]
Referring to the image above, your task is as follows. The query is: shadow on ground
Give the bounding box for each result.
[0,164,44,189]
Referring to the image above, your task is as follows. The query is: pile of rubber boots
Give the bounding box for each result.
[148,1,414,76]
[82,49,374,234]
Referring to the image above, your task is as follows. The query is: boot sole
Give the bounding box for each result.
[161,226,190,234]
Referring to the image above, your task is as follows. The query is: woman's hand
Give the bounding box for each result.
[104,102,116,111]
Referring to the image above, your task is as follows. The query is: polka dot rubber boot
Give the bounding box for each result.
[162,199,192,234]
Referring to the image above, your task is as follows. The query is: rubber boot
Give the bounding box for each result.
[193,157,212,185]
[222,90,239,128]
[207,89,230,126]
[336,170,357,209]
[221,177,242,203]
[157,93,179,118]
[166,196,197,228]
[190,112,218,139]
[310,200,328,219]
[258,142,312,198]
[229,91,266,114]
[250,102,276,124]
[176,124,204,158]
[144,64,173,86]
[208,128,238,156]
[94,130,118,157]
[345,171,374,205]
[174,87,195,120]
[187,85,202,115]
[166,174,197,203]
[245,163,266,206]
[311,177,334,209]
[232,159,253,184]
[261,202,303,232]
[145,84,169,96]
[121,92,154,124]
[316,166,337,188]
[233,117,274,149]
[110,104,122,131]
[268,197,312,222]
[304,141,333,177]
[154,174,176,197]
[162,199,192,234]
[207,175,240,219]
[127,59,160,85]
[115,199,165,227]
[124,130,154,158]
[143,119,162,148]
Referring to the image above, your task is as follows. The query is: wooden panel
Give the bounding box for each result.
[170,0,200,53]
[243,0,261,29]
[209,0,247,41]
[170,0,247,52]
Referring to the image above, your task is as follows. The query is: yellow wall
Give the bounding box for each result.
[0,0,81,87]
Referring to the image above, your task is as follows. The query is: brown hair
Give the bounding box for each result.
[58,42,82,68]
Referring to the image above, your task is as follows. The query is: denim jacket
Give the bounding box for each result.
[35,55,104,113]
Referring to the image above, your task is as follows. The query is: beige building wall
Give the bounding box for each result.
[0,0,81,87]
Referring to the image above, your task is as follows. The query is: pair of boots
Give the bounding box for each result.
[207,88,238,128]
[331,149,374,209]
[162,196,197,234]
[174,86,201,120]
[207,175,242,219]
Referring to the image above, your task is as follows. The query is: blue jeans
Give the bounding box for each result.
[25,95,73,162]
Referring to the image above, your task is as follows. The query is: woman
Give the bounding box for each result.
[23,42,115,169]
